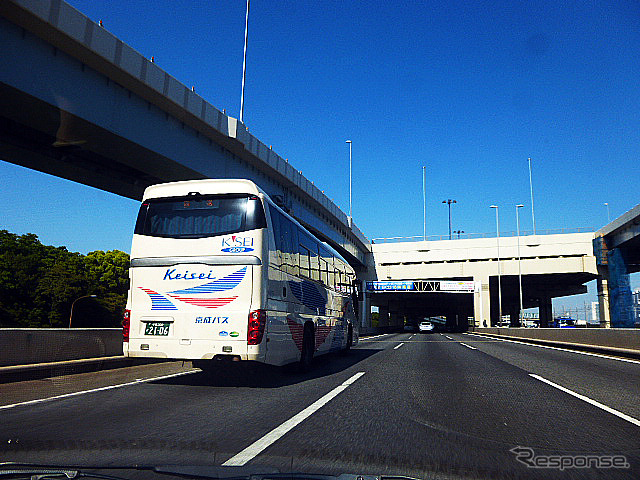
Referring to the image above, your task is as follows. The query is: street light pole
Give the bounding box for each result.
[528,157,536,235]
[604,202,610,223]
[516,204,524,327]
[69,294,97,328]
[239,0,250,124]
[490,205,502,324]
[346,140,352,220]
[442,199,457,240]
[422,166,426,241]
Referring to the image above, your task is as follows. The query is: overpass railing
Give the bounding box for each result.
[371,227,595,244]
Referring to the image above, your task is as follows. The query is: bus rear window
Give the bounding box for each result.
[134,195,266,238]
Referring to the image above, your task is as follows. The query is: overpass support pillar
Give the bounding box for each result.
[604,248,634,328]
[359,293,370,329]
[378,305,389,327]
[474,277,490,328]
[594,237,634,328]
[509,305,521,327]
[597,275,611,328]
[538,296,553,328]
[388,300,403,328]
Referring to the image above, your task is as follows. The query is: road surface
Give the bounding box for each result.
[1,332,639,479]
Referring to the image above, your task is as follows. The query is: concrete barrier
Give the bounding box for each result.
[470,327,640,357]
[0,328,123,367]
[360,326,403,336]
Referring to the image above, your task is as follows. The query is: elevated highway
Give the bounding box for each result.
[0,0,369,267]
[367,233,598,330]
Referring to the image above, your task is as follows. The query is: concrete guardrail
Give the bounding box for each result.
[0,328,123,367]
[360,326,403,336]
[470,327,640,357]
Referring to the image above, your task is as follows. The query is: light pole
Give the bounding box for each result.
[422,166,426,241]
[346,140,352,220]
[454,229,464,239]
[490,205,502,324]
[442,199,457,240]
[239,0,250,124]
[604,202,611,223]
[69,294,97,328]
[528,157,536,235]
[516,204,524,327]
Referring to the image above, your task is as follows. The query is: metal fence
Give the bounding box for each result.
[371,227,595,244]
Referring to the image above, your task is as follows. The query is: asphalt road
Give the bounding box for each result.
[1,332,639,479]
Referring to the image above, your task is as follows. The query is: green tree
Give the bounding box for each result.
[83,250,130,327]
[0,230,48,326]
[0,230,130,328]
[85,250,129,295]
[35,247,87,327]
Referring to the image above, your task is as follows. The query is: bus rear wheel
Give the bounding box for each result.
[300,324,314,371]
[341,325,353,355]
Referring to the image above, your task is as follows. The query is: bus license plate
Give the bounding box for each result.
[144,322,170,336]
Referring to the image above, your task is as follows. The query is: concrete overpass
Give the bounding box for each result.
[1,0,635,333]
[366,233,598,330]
[594,203,640,328]
[0,0,369,267]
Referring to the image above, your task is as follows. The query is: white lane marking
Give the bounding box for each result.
[360,333,391,341]
[409,334,414,339]
[393,343,405,350]
[463,332,640,365]
[0,370,198,411]
[444,335,453,340]
[222,371,366,466]
[459,342,477,350]
[529,374,640,428]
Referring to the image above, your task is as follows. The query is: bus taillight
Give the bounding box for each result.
[123,309,131,342]
[247,309,266,345]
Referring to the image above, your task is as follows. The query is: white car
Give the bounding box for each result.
[419,321,434,333]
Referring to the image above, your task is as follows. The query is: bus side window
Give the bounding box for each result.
[319,257,327,285]
[310,248,320,282]
[287,218,299,276]
[310,241,321,282]
[299,245,311,278]
[334,258,345,293]
[328,267,336,290]
[269,207,282,266]
[299,231,319,281]
[319,246,332,286]
[347,272,355,294]
[279,214,293,276]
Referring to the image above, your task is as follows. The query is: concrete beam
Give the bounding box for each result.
[0,0,371,266]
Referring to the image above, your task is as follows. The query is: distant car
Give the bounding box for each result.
[404,324,414,332]
[419,321,434,333]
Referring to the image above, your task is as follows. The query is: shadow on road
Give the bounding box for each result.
[151,348,379,388]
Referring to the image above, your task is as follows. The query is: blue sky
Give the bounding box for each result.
[2,0,639,311]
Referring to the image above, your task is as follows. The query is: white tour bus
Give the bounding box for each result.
[123,179,359,369]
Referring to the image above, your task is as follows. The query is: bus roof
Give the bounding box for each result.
[142,179,266,201]
[142,179,354,273]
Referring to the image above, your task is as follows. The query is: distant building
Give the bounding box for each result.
[633,289,640,327]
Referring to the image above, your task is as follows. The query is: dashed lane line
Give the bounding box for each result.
[530,374,640,428]
[222,371,366,466]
